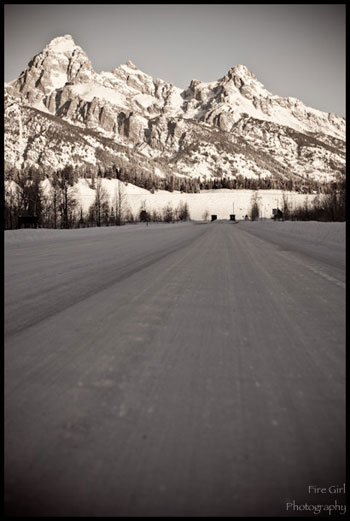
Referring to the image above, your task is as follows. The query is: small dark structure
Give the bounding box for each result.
[230,214,236,221]
[211,215,217,221]
[139,210,150,222]
[18,215,38,229]
[272,208,283,221]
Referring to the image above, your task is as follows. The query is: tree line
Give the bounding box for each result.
[280,190,346,222]
[4,163,345,229]
[5,161,342,196]
[4,166,192,230]
[247,182,346,222]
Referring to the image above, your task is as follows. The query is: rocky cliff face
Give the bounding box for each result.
[4,34,346,184]
[7,36,94,106]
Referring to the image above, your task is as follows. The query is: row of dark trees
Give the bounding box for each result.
[247,188,346,222]
[4,162,343,196]
[5,166,78,230]
[4,163,345,229]
[281,190,346,222]
[87,167,343,195]
[4,166,192,230]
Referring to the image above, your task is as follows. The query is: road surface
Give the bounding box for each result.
[5,221,346,516]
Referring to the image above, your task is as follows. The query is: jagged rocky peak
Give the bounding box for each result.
[189,79,202,90]
[41,34,93,74]
[44,34,78,53]
[122,59,139,70]
[114,59,146,76]
[38,34,91,69]
[115,60,156,85]
[9,34,94,104]
[228,64,256,78]
[223,64,263,90]
[4,33,346,163]
[112,60,157,96]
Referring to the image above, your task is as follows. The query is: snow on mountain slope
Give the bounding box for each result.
[185,65,344,139]
[4,34,346,186]
[70,82,128,107]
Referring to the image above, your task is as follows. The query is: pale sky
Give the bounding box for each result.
[4,4,346,116]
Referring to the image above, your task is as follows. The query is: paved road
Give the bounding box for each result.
[5,222,345,516]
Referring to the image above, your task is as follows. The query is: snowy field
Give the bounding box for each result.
[5,177,319,220]
[5,220,345,516]
[74,178,318,220]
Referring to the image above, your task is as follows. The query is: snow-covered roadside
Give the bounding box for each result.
[5,219,344,253]
[239,220,345,246]
[4,221,193,247]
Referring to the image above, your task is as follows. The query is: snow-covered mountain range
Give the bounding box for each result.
[4,34,346,185]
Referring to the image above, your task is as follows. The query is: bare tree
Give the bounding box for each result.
[90,179,110,227]
[151,208,162,222]
[282,192,290,220]
[249,192,260,221]
[202,209,210,221]
[163,203,174,223]
[55,166,77,229]
[4,182,20,229]
[109,206,116,226]
[177,201,190,221]
[115,181,129,226]
[50,173,61,229]
[40,190,54,228]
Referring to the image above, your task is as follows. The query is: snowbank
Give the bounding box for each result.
[4,222,193,247]
[240,220,345,246]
